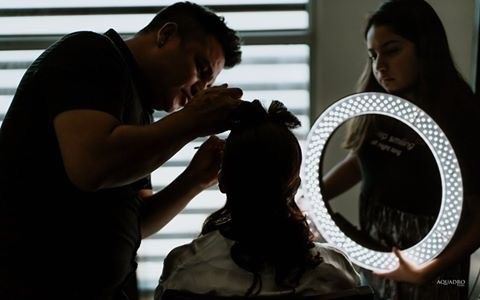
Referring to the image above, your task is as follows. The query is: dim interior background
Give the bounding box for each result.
[0,0,478,299]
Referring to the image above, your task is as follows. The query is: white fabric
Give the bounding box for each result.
[155,230,361,298]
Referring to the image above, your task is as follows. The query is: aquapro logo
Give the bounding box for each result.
[436,279,466,287]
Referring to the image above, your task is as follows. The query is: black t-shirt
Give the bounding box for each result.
[0,29,152,298]
[358,115,442,216]
[357,99,480,216]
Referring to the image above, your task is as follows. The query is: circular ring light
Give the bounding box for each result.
[302,92,463,271]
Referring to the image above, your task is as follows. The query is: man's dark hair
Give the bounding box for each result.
[139,1,241,68]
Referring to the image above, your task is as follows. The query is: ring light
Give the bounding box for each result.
[302,92,463,271]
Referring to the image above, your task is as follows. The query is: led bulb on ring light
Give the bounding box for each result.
[302,92,463,271]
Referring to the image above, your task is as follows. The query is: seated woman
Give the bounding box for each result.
[155,100,361,298]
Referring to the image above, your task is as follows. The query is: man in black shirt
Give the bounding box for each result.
[0,2,242,299]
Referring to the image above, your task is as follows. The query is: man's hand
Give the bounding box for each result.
[140,136,225,238]
[182,84,243,137]
[374,247,429,285]
[184,135,225,189]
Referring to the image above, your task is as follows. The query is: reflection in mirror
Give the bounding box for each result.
[320,114,441,252]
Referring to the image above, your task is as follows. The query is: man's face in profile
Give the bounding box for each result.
[149,32,226,112]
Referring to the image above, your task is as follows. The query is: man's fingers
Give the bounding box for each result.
[200,86,243,98]
[225,87,243,98]
[202,135,224,149]
[210,83,228,89]
[212,87,243,98]
[203,135,219,146]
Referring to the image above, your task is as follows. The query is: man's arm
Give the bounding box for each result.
[140,136,224,238]
[54,86,241,191]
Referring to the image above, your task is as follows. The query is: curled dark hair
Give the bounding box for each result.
[202,100,322,295]
[139,2,241,68]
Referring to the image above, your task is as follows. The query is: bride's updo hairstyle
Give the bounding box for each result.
[202,100,322,296]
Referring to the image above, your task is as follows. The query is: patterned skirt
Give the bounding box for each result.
[359,197,469,300]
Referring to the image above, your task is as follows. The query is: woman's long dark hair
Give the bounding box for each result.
[201,100,322,296]
[344,0,476,150]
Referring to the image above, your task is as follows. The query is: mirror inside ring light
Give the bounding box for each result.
[302,92,463,271]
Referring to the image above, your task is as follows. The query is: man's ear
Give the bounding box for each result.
[218,170,227,194]
[156,22,178,47]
